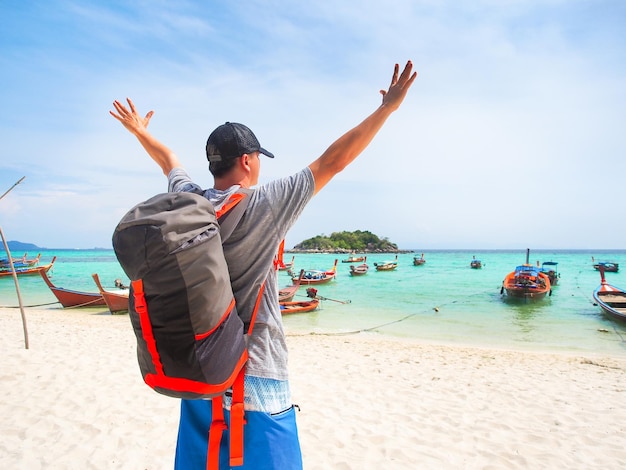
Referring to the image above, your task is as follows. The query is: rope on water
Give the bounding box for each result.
[1,297,109,309]
[573,268,597,306]
[1,301,60,308]
[612,325,626,344]
[287,286,497,337]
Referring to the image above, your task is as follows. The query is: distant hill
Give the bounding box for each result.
[5,240,42,251]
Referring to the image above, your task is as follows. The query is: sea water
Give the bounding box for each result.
[2,249,626,357]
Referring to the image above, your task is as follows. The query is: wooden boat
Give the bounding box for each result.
[540,261,560,286]
[0,252,41,268]
[375,255,398,271]
[349,257,368,276]
[39,269,106,308]
[292,259,338,285]
[279,256,295,271]
[501,249,551,300]
[92,273,129,314]
[279,298,319,315]
[470,256,482,269]
[342,254,365,263]
[413,253,426,266]
[593,267,626,323]
[279,269,303,302]
[593,261,619,273]
[0,256,56,278]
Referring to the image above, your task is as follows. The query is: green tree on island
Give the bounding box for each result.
[292,230,398,252]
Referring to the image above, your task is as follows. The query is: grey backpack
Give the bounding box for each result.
[112,189,260,467]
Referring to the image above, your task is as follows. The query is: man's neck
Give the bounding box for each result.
[214,172,252,190]
[214,179,248,191]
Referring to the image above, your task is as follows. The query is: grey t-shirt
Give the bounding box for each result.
[168,167,315,381]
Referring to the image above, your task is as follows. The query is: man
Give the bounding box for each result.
[110,60,416,469]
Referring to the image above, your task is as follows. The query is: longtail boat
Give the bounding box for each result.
[292,259,338,285]
[375,255,398,271]
[501,249,551,301]
[0,256,56,278]
[413,253,426,266]
[279,269,304,302]
[0,253,41,268]
[349,257,368,276]
[39,269,106,308]
[593,266,626,323]
[279,298,319,315]
[342,254,365,263]
[540,261,560,286]
[593,261,619,273]
[92,273,129,314]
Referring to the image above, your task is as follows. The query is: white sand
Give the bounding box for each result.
[1,307,626,469]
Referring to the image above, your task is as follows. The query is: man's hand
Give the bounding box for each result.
[380,61,417,111]
[109,98,181,175]
[110,98,154,135]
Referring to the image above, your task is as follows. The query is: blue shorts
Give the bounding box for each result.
[174,399,303,470]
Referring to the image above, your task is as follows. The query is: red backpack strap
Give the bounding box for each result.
[274,239,286,270]
[209,281,266,468]
[208,396,227,470]
[229,281,267,467]
[247,281,266,335]
[131,279,164,375]
[228,367,246,467]
[217,189,253,243]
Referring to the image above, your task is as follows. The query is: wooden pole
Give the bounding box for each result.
[0,226,29,349]
[0,176,29,349]
[0,176,25,201]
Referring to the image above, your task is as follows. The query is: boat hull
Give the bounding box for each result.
[292,261,338,285]
[593,269,626,323]
[501,266,551,301]
[279,299,319,315]
[278,288,297,302]
[503,286,549,300]
[375,256,398,271]
[92,273,129,314]
[0,256,56,278]
[594,290,626,323]
[594,263,618,272]
[349,267,368,276]
[295,274,336,285]
[39,270,106,308]
[349,259,368,276]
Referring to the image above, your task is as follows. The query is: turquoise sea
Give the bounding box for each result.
[2,249,626,357]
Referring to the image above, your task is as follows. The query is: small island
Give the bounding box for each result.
[288,230,412,253]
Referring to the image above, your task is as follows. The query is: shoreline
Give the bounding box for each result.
[286,326,626,360]
[2,307,626,468]
[6,302,626,359]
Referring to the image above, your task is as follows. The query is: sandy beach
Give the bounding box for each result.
[1,307,626,469]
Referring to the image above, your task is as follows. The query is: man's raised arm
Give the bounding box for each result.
[110,98,181,176]
[308,61,417,195]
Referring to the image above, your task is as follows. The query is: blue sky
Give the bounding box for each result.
[1,0,625,250]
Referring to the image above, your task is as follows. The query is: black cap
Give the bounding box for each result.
[206,122,275,162]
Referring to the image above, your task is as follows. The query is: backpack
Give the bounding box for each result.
[112,189,261,468]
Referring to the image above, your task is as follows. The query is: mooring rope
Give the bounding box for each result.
[288,286,497,337]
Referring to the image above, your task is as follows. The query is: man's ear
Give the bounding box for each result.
[241,153,251,169]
